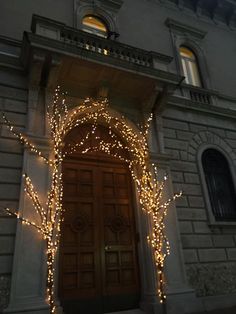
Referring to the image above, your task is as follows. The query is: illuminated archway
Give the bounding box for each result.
[60,97,180,303]
[2,91,181,313]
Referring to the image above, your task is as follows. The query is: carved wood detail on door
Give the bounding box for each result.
[59,134,140,313]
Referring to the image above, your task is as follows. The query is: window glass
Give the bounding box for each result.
[202,149,236,221]
[180,46,201,87]
[82,15,108,38]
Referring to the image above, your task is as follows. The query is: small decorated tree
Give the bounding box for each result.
[1,87,181,313]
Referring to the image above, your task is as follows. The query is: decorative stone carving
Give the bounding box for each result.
[186,263,236,297]
[74,0,122,33]
[187,131,236,164]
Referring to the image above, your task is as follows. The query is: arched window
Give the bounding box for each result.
[82,15,108,38]
[202,149,236,221]
[179,46,201,87]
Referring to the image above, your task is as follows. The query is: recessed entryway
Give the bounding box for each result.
[59,125,141,314]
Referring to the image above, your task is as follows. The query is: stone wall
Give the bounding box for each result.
[187,262,236,297]
[0,0,236,311]
[1,0,236,98]
[0,275,11,311]
[163,109,236,297]
[0,64,27,311]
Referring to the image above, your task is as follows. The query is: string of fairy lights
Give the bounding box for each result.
[1,86,181,313]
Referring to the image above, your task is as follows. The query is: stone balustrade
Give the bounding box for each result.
[60,27,153,67]
[181,85,212,105]
[189,88,211,105]
[31,15,173,72]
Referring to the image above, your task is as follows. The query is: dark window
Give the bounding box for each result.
[202,149,236,221]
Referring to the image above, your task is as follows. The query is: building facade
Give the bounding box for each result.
[0,1,236,314]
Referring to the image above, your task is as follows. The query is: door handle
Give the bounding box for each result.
[104,245,112,251]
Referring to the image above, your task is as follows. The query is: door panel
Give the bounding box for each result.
[59,156,140,313]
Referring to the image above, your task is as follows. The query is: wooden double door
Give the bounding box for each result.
[59,154,140,314]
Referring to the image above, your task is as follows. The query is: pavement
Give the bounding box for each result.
[195,306,236,314]
[105,306,236,314]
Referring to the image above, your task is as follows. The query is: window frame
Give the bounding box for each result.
[74,3,118,41]
[82,15,108,38]
[198,145,236,226]
[179,46,202,87]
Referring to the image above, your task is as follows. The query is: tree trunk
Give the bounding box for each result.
[47,239,56,314]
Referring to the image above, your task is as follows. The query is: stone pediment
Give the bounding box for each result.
[165,18,207,39]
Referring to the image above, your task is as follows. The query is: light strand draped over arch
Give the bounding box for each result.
[1,87,181,313]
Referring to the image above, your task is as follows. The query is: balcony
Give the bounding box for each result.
[29,15,176,76]
[21,15,182,110]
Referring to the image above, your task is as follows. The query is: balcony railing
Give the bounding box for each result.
[60,28,152,67]
[31,15,173,72]
[189,89,211,105]
[181,85,212,105]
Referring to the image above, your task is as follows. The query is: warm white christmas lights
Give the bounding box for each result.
[1,86,181,312]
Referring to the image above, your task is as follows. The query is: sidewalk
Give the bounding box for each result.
[195,306,236,314]
[105,306,236,314]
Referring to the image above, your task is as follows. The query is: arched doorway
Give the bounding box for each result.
[59,125,140,314]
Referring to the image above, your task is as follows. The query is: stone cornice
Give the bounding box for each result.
[0,53,23,72]
[0,35,22,48]
[163,0,236,28]
[165,18,207,39]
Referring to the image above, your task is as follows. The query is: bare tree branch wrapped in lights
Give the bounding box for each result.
[1,87,181,313]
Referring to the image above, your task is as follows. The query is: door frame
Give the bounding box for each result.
[59,152,141,313]
[54,107,160,312]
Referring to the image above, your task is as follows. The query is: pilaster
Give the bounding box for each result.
[4,53,62,314]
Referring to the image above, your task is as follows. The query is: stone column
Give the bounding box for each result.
[157,161,204,314]
[4,53,61,314]
[135,190,163,314]
[4,143,51,314]
[149,97,203,313]
[136,153,202,314]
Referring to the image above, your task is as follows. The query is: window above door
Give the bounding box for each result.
[82,15,108,38]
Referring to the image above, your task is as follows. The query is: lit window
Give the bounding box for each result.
[202,149,236,221]
[82,15,108,38]
[179,46,201,87]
